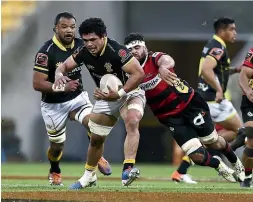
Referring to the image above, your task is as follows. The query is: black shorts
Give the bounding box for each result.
[241,95,253,123]
[159,92,214,147]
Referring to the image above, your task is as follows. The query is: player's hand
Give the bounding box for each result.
[54,75,71,87]
[159,68,177,86]
[246,89,253,102]
[215,90,224,103]
[94,86,120,101]
[64,80,79,92]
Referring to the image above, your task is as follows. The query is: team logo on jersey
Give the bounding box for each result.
[56,62,63,68]
[209,48,224,60]
[247,112,253,117]
[35,53,48,67]
[104,62,113,73]
[139,74,162,91]
[245,51,253,62]
[118,49,132,63]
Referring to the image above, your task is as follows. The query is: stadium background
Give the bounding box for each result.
[2,1,253,165]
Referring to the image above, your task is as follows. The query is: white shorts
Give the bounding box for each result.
[92,88,146,118]
[207,99,237,123]
[41,91,92,134]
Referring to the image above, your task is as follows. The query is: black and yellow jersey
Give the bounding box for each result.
[72,37,133,87]
[197,35,231,101]
[33,35,84,103]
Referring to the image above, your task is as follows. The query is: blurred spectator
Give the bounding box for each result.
[1,118,26,162]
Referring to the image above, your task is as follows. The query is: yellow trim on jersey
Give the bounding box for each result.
[34,66,49,71]
[123,57,134,68]
[206,55,217,61]
[100,37,108,56]
[225,111,237,121]
[213,35,226,48]
[52,35,75,51]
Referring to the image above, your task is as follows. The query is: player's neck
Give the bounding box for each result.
[55,35,73,48]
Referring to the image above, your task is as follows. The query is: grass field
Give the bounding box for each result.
[1,163,253,201]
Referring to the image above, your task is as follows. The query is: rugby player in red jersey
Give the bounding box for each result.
[124,33,245,183]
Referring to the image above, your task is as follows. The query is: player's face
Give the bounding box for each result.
[129,45,146,61]
[82,33,106,55]
[55,17,76,45]
[223,23,237,43]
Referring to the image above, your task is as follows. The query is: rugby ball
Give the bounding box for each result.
[100,74,123,93]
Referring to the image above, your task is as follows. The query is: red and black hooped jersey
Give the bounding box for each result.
[139,52,194,120]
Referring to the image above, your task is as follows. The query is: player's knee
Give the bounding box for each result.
[48,127,66,144]
[242,147,253,168]
[88,120,113,136]
[181,138,202,156]
[90,134,105,148]
[199,129,219,145]
[188,147,212,166]
[124,114,141,132]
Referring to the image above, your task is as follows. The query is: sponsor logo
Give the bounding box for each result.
[139,74,162,91]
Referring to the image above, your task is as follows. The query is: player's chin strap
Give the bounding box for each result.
[125,40,146,49]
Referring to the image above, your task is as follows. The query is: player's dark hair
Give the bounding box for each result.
[124,33,145,45]
[54,12,76,26]
[213,17,235,33]
[53,12,76,32]
[78,17,107,38]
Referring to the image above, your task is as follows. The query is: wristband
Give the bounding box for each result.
[52,84,65,92]
[118,88,127,97]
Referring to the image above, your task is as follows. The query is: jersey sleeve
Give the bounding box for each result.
[114,43,134,68]
[206,43,225,62]
[151,52,167,66]
[72,45,85,65]
[243,48,253,69]
[33,49,50,74]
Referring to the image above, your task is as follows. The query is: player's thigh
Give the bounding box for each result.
[41,101,69,143]
[88,99,120,137]
[208,99,242,130]
[68,91,93,129]
[186,93,217,144]
[160,117,202,155]
[120,89,146,123]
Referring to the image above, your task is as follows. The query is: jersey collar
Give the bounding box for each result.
[100,37,108,56]
[213,35,226,48]
[52,35,75,51]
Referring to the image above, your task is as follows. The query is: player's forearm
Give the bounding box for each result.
[239,72,251,94]
[55,57,77,76]
[33,80,54,93]
[202,68,223,92]
[122,70,145,93]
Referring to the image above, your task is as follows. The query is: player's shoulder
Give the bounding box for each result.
[107,37,126,51]
[149,51,166,58]
[37,39,54,54]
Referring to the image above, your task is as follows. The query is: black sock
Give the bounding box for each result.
[200,150,220,169]
[177,160,191,174]
[49,159,61,174]
[221,142,237,164]
[123,163,134,171]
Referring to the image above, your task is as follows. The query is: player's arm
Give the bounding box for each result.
[54,46,84,85]
[239,66,253,94]
[201,54,223,93]
[33,52,54,93]
[121,57,145,93]
[157,54,177,86]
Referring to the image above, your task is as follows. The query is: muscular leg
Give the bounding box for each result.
[120,97,144,171]
[69,106,112,175]
[216,113,243,142]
